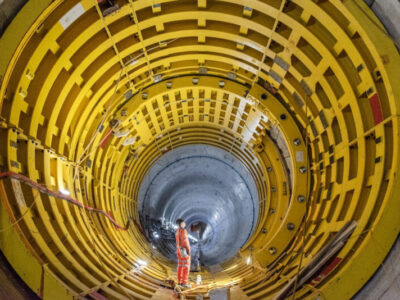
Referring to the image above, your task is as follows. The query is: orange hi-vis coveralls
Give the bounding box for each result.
[175,228,191,285]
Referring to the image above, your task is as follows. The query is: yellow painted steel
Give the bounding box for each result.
[0,0,399,299]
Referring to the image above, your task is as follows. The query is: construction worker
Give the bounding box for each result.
[175,219,191,288]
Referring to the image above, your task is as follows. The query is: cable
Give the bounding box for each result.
[75,37,180,170]
[0,194,37,233]
[74,167,136,300]
[0,169,149,299]
[74,68,123,170]
[0,171,130,231]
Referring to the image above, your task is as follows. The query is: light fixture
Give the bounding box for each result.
[225,264,238,271]
[122,137,136,146]
[113,130,130,138]
[188,234,198,242]
[246,256,251,265]
[136,259,147,267]
[196,274,202,284]
[59,188,70,196]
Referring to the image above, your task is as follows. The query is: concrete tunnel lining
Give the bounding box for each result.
[138,144,259,267]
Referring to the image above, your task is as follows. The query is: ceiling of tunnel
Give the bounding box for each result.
[0,0,399,300]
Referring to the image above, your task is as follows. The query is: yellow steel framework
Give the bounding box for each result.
[0,0,399,299]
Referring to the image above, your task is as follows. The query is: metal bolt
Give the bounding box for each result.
[267,167,273,172]
[293,138,301,146]
[299,166,307,173]
[287,223,295,230]
[261,93,267,100]
[280,114,287,120]
[262,228,267,234]
[270,208,275,214]
[297,195,305,203]
[268,247,277,255]
[166,82,172,88]
[192,77,199,85]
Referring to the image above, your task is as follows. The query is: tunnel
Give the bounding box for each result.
[138,144,260,267]
[0,0,399,299]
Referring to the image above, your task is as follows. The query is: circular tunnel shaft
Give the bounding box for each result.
[0,1,400,299]
[139,144,260,267]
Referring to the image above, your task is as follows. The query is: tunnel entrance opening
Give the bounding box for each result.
[138,144,260,268]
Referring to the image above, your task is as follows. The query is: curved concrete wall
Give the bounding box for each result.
[354,235,400,300]
[0,0,27,37]
[365,0,400,47]
[138,144,259,266]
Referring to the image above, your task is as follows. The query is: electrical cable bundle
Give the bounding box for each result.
[0,171,130,231]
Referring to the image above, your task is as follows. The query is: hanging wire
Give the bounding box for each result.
[0,171,131,231]
[73,37,180,173]
[73,171,136,300]
[0,193,37,233]
[76,96,264,181]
